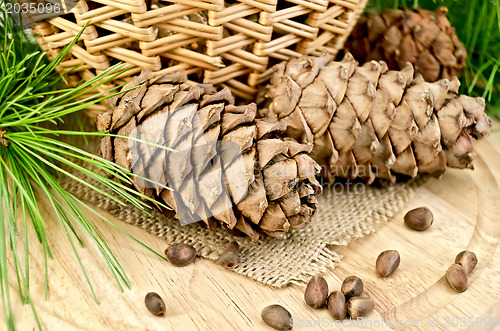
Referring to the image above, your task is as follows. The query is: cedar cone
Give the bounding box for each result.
[263,53,491,184]
[97,70,322,241]
[344,7,467,82]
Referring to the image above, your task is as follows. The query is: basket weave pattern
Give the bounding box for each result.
[31,0,367,116]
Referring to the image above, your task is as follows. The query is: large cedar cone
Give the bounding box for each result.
[97,70,322,241]
[264,53,491,184]
[344,7,467,82]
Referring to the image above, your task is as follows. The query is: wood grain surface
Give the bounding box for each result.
[2,124,500,331]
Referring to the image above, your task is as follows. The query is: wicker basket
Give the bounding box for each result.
[30,0,368,118]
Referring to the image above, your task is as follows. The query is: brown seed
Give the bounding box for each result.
[304,275,329,308]
[346,297,375,318]
[446,264,468,292]
[144,292,166,317]
[341,276,363,300]
[404,207,434,231]
[327,291,346,320]
[217,241,240,269]
[165,243,196,267]
[455,251,477,274]
[261,304,293,330]
[376,250,401,277]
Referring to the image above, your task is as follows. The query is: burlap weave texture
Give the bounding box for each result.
[62,172,419,287]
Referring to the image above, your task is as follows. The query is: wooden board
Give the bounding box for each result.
[2,125,500,331]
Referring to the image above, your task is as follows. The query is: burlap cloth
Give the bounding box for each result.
[61,167,421,288]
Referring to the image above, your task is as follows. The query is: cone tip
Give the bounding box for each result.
[437,7,448,15]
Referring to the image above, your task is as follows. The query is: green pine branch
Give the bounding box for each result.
[366,0,500,117]
[0,7,170,331]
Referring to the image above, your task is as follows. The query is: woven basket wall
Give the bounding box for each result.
[30,0,368,119]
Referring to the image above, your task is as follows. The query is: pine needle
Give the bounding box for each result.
[0,6,170,330]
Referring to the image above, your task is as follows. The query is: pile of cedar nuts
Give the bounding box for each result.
[143,207,478,331]
[260,207,478,330]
